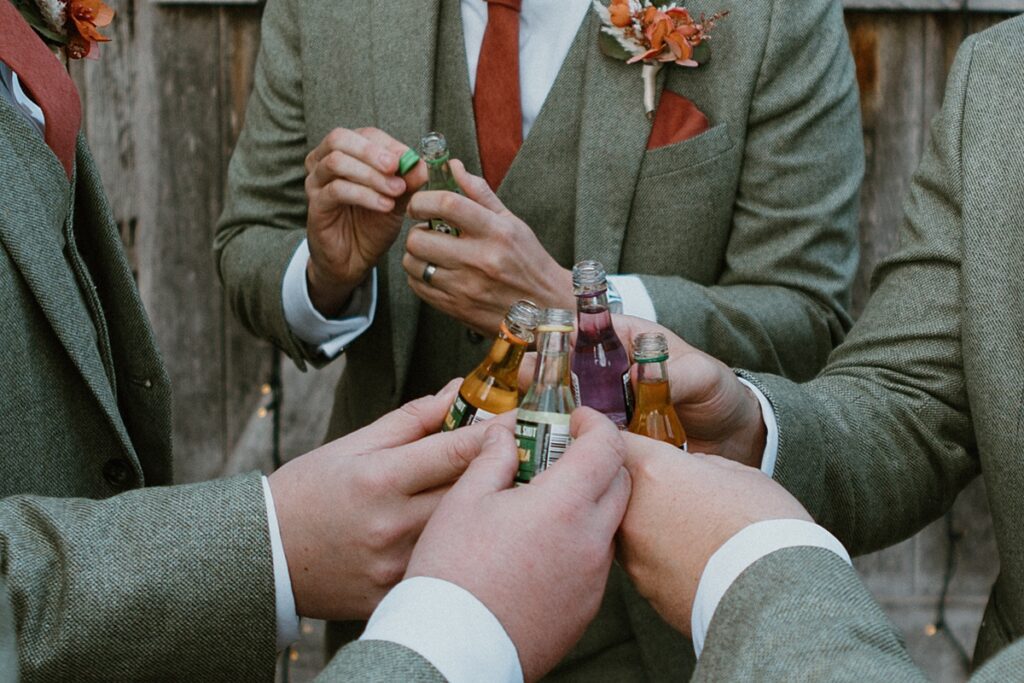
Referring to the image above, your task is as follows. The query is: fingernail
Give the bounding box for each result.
[380,153,396,169]
[378,196,393,210]
[388,178,405,193]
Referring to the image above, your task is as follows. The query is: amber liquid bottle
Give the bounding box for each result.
[628,333,686,448]
[419,131,462,235]
[443,300,542,431]
[515,309,577,484]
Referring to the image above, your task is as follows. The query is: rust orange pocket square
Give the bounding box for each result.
[646,91,710,150]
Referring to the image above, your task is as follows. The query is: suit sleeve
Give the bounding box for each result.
[742,35,979,556]
[640,0,862,381]
[316,640,447,683]
[1,472,277,682]
[0,577,15,683]
[213,0,319,369]
[695,546,1024,682]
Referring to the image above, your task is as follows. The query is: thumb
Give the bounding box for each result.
[451,423,519,496]
[449,159,507,214]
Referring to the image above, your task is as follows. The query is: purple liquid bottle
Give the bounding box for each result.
[570,260,634,428]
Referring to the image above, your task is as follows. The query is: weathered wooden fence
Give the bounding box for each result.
[69,2,1022,679]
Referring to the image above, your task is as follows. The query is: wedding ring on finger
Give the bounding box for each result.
[422,262,438,286]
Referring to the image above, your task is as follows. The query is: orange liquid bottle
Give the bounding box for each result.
[628,333,686,448]
[443,300,542,430]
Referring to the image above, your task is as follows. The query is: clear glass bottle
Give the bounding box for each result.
[419,131,462,236]
[443,300,542,431]
[570,260,634,429]
[628,333,686,447]
[515,309,577,484]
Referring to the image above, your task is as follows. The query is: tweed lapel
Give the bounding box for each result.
[0,99,125,447]
[371,0,440,391]
[574,8,665,271]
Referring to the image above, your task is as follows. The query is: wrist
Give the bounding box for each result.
[306,259,361,319]
[731,386,767,468]
[544,267,576,310]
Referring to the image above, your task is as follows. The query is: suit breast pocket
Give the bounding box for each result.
[638,123,735,180]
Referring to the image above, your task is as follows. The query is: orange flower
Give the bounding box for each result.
[644,13,672,51]
[68,0,115,45]
[609,0,633,27]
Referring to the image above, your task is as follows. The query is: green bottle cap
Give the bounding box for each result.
[398,148,420,176]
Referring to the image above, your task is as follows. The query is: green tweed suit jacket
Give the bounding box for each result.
[696,547,1024,681]
[742,16,1024,667]
[215,0,862,678]
[311,547,1024,682]
[215,0,863,438]
[0,95,277,679]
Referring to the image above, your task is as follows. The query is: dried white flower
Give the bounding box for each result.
[32,0,67,37]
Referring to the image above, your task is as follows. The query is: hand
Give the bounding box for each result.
[406,409,631,682]
[610,315,767,466]
[617,433,811,637]
[268,379,512,620]
[402,160,574,336]
[518,315,767,466]
[304,127,428,317]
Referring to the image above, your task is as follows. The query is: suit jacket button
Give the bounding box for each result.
[103,459,133,487]
[466,330,484,344]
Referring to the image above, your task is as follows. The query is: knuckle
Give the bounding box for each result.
[370,556,406,590]
[437,193,459,215]
[326,127,348,148]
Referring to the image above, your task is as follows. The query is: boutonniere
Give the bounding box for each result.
[12,0,116,60]
[592,0,728,117]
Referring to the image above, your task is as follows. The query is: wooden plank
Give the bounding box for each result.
[131,3,231,483]
[219,6,275,457]
[845,0,1024,11]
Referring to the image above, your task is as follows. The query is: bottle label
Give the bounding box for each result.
[514,410,573,484]
[622,370,635,423]
[429,218,461,237]
[443,394,497,432]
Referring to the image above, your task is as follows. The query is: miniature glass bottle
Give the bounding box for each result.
[515,309,577,484]
[443,300,542,431]
[628,333,686,448]
[570,260,634,429]
[419,132,462,236]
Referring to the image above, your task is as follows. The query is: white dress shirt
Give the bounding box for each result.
[282,0,657,357]
[363,519,850,682]
[1,59,300,649]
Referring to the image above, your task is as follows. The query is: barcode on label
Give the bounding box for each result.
[544,429,572,468]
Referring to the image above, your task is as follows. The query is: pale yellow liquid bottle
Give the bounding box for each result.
[443,300,542,430]
[628,333,686,448]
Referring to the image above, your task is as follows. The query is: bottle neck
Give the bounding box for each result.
[426,156,456,190]
[636,359,669,384]
[576,289,612,336]
[479,323,530,382]
[522,330,574,411]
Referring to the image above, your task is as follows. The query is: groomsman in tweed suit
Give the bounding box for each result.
[216,0,864,674]
[0,4,529,679]
[603,13,1024,675]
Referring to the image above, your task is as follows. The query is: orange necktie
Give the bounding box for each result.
[0,2,82,179]
[473,0,523,190]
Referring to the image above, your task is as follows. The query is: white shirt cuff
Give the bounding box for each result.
[737,377,779,477]
[607,275,657,322]
[261,476,300,650]
[362,577,523,683]
[281,239,378,359]
[691,519,851,657]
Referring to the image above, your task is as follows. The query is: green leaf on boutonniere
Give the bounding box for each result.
[11,0,67,45]
[691,41,711,65]
[599,31,634,62]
